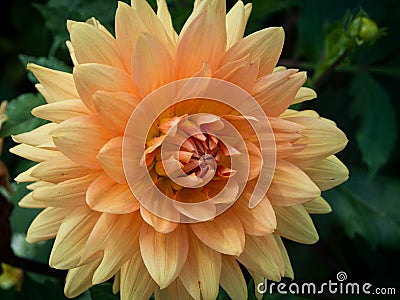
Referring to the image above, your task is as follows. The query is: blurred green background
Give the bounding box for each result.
[0,0,399,299]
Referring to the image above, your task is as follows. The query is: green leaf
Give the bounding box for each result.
[326,168,400,250]
[217,287,230,300]
[350,73,397,176]
[19,55,72,84]
[0,93,47,138]
[89,283,119,300]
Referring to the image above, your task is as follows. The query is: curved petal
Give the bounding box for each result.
[132,33,175,99]
[176,6,226,78]
[12,123,57,146]
[274,204,319,244]
[32,173,99,207]
[140,223,188,288]
[303,155,349,191]
[32,100,90,123]
[154,278,192,300]
[238,234,284,282]
[93,91,138,135]
[10,144,62,162]
[51,116,113,169]
[96,137,126,184]
[268,159,321,206]
[179,231,221,300]
[73,63,136,112]
[273,234,294,279]
[49,206,101,269]
[220,27,284,77]
[31,155,93,184]
[226,0,246,49]
[120,251,157,300]
[253,70,306,117]
[191,210,245,256]
[27,63,79,102]
[220,255,247,300]
[86,174,139,214]
[70,22,125,69]
[292,87,317,105]
[81,212,142,284]
[156,0,178,43]
[26,207,72,243]
[303,196,332,214]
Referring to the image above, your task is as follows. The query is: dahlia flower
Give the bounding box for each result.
[11,0,348,299]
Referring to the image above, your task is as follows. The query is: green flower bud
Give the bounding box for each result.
[348,16,379,44]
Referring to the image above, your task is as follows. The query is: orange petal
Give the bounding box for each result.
[268,159,321,206]
[49,206,101,269]
[18,192,46,208]
[97,137,126,184]
[10,144,62,162]
[132,33,175,99]
[253,70,306,116]
[179,231,221,300]
[26,207,72,243]
[32,173,99,207]
[31,155,93,184]
[238,234,284,282]
[86,174,139,214]
[140,223,189,288]
[214,55,259,92]
[73,63,135,112]
[12,123,57,146]
[93,91,138,135]
[27,63,79,102]
[220,255,247,300]
[81,212,142,284]
[176,7,226,78]
[120,251,157,300]
[191,210,245,256]
[233,181,276,236]
[70,22,125,69]
[246,141,263,181]
[274,204,319,244]
[220,27,284,77]
[51,115,112,169]
[32,100,90,123]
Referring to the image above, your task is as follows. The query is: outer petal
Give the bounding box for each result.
[226,0,246,49]
[86,174,139,214]
[70,22,125,69]
[253,70,307,116]
[176,6,226,78]
[80,212,142,284]
[273,234,294,279]
[120,251,157,300]
[292,87,317,105]
[12,123,57,146]
[49,206,101,269]
[96,137,126,184]
[154,279,193,300]
[156,0,178,43]
[32,173,99,207]
[268,159,321,206]
[51,116,112,169]
[274,204,319,244]
[220,255,247,300]
[238,234,284,282]
[179,231,221,300]
[303,155,349,191]
[64,256,102,298]
[31,155,92,184]
[10,144,62,162]
[191,210,245,256]
[220,27,284,77]
[303,196,332,214]
[132,33,175,99]
[283,116,348,168]
[27,64,79,102]
[26,207,71,243]
[93,91,138,135]
[232,180,276,236]
[32,100,90,123]
[140,223,189,289]
[73,63,136,112]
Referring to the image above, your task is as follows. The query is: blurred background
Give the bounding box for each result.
[0,0,399,299]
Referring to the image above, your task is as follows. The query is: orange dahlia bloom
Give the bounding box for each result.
[11,0,348,299]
